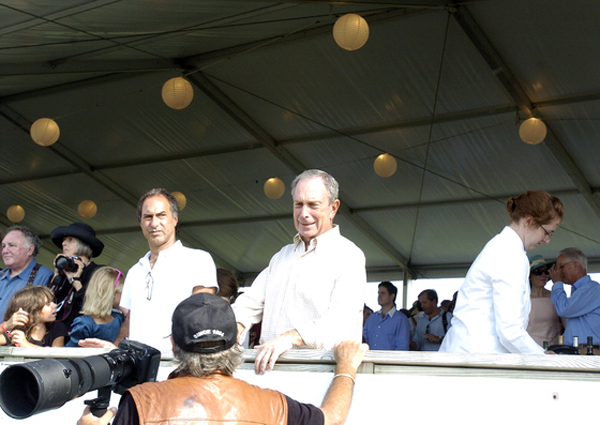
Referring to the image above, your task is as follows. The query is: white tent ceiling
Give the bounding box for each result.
[1,0,600,284]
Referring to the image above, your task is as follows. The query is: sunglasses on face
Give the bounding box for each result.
[531,268,550,276]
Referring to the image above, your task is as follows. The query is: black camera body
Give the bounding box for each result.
[0,340,161,419]
[54,255,81,273]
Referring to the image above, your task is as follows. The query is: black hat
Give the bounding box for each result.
[172,293,237,354]
[50,222,104,258]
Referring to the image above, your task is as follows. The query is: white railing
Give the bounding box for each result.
[1,346,599,424]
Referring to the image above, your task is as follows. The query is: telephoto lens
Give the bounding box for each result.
[0,340,160,419]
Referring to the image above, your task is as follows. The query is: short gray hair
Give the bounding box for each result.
[74,238,93,258]
[290,169,339,204]
[172,343,244,377]
[559,247,588,271]
[5,226,42,257]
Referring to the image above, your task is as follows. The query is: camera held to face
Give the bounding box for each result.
[54,255,81,273]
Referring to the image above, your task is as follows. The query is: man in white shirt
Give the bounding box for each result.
[233,170,366,374]
[81,188,218,354]
[121,188,219,353]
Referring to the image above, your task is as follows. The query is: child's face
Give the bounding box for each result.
[39,300,57,323]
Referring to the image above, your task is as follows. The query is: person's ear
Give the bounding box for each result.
[523,215,535,229]
[330,199,340,220]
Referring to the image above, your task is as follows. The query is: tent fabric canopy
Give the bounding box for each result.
[1,1,600,285]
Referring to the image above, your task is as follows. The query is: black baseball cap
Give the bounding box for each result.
[172,293,237,354]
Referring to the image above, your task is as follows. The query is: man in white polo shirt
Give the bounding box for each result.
[81,188,218,354]
[120,188,219,353]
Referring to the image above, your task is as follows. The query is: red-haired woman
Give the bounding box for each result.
[440,190,564,354]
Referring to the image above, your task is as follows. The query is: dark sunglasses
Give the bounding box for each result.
[531,268,549,276]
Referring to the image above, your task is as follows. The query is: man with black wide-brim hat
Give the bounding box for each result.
[48,222,104,330]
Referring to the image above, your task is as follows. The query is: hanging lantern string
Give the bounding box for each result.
[407,11,451,263]
[9,9,366,128]
[6,3,416,132]
[203,70,525,206]
[4,5,593,242]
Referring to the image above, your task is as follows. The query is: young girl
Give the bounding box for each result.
[65,267,125,347]
[1,286,67,347]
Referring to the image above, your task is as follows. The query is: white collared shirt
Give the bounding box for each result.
[440,226,544,354]
[233,226,366,349]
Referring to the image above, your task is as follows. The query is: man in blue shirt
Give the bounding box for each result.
[549,247,600,347]
[411,289,452,351]
[0,226,53,321]
[363,281,410,350]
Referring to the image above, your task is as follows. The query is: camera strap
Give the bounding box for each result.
[0,263,40,285]
[26,263,41,287]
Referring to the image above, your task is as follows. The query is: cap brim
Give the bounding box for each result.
[531,260,555,270]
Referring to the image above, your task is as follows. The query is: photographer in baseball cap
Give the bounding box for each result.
[48,222,104,330]
[79,292,368,425]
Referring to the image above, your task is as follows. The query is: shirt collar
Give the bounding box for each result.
[141,240,182,268]
[502,226,526,252]
[0,258,37,281]
[573,274,591,289]
[293,225,340,252]
[376,305,398,318]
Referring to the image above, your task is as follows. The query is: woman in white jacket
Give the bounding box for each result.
[440,190,564,354]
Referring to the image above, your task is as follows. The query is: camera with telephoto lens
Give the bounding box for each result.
[0,340,161,419]
[54,255,81,273]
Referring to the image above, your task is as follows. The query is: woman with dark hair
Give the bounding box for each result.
[48,222,104,330]
[440,190,564,354]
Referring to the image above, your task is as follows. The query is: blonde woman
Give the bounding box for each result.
[65,267,125,347]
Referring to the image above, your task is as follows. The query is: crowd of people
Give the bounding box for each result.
[362,190,600,356]
[0,171,597,425]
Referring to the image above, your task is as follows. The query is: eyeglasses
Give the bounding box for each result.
[558,261,575,270]
[531,268,549,276]
[537,222,553,240]
[145,272,154,301]
[114,269,123,288]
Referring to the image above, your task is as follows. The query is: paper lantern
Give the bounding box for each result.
[374,153,397,178]
[30,118,60,146]
[172,191,187,210]
[333,14,370,51]
[78,200,97,219]
[519,118,547,145]
[162,77,194,110]
[7,205,25,223]
[264,177,285,200]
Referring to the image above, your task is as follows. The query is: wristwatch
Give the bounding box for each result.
[69,277,81,284]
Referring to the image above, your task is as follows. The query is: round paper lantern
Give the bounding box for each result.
[78,200,97,219]
[162,77,194,110]
[333,14,370,51]
[172,191,187,210]
[30,118,60,146]
[264,177,285,200]
[519,117,547,145]
[7,205,25,223]
[374,153,397,178]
